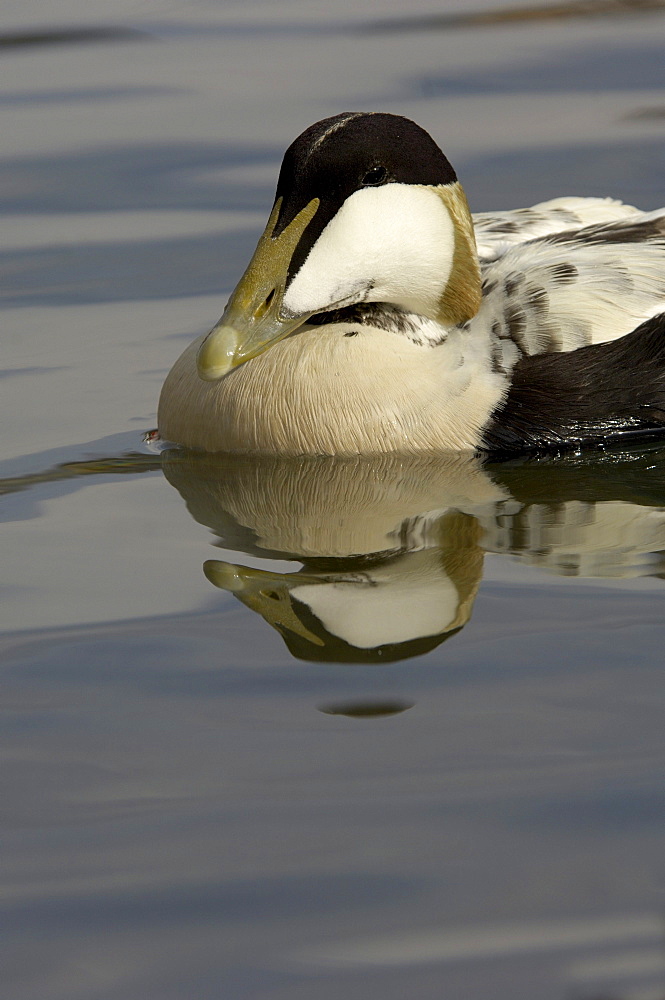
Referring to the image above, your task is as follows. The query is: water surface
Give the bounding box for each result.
[2,2,665,998]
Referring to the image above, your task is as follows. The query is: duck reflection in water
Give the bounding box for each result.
[162,447,665,665]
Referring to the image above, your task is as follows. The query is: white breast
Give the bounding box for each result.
[158,321,507,455]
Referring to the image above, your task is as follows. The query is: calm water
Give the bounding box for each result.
[3,2,665,998]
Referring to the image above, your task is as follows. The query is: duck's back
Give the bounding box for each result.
[472,210,665,375]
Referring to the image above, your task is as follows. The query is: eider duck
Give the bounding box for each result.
[158,112,665,456]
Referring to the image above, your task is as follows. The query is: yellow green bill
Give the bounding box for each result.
[197,197,320,380]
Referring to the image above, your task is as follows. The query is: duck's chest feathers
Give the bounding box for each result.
[159,323,506,455]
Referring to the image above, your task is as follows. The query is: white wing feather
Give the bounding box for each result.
[473,196,642,262]
[469,212,665,372]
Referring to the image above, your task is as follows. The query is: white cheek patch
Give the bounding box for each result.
[292,575,461,649]
[283,184,455,318]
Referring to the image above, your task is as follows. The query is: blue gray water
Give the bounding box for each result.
[2,3,665,998]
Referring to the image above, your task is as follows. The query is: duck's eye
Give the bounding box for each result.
[361,165,388,186]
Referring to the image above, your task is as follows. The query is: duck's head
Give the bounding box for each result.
[197,111,482,380]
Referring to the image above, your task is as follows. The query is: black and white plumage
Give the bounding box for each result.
[158,112,665,456]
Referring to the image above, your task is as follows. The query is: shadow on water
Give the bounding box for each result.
[0,87,182,107]
[318,698,416,717]
[0,143,278,215]
[361,0,665,34]
[0,27,147,50]
[0,229,263,307]
[4,441,665,665]
[412,43,665,97]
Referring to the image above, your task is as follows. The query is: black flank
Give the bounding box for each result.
[482,313,665,456]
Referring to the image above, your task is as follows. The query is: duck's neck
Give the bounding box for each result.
[431,182,483,327]
[307,302,451,347]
